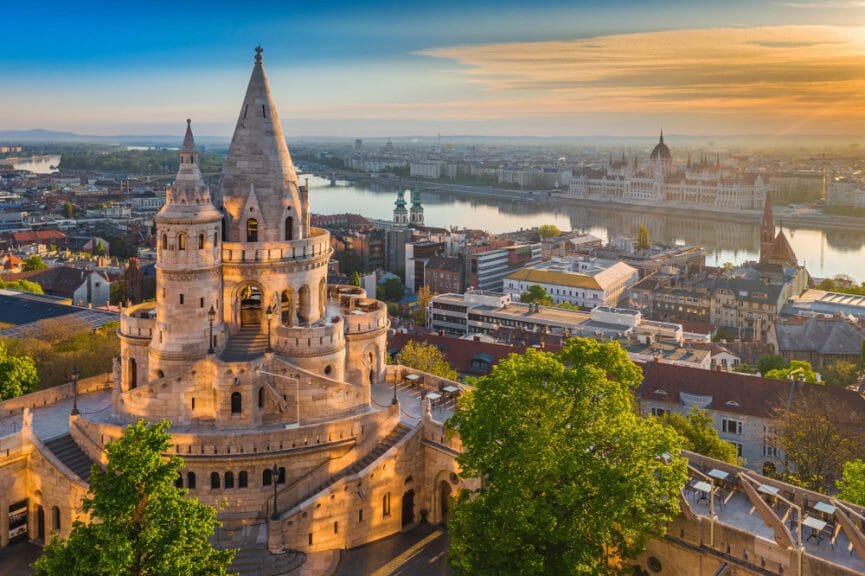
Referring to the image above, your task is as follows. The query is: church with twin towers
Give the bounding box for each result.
[0,47,467,568]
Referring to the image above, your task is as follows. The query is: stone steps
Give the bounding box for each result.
[285,422,413,514]
[43,434,96,482]
[229,545,306,576]
[223,327,269,361]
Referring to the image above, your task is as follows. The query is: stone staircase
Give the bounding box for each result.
[283,422,413,515]
[223,327,269,361]
[228,545,306,576]
[43,434,97,482]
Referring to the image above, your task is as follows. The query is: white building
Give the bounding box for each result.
[503,257,639,309]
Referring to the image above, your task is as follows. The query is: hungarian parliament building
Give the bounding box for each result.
[566,132,768,211]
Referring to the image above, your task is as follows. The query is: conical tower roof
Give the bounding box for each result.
[769,228,798,267]
[156,120,221,222]
[220,47,302,242]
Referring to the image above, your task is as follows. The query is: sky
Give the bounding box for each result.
[4,0,865,138]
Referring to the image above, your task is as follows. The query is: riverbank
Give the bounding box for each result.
[310,168,865,233]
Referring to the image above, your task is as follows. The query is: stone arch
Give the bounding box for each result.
[297,285,310,325]
[284,214,293,241]
[178,233,187,250]
[281,289,295,326]
[231,280,266,329]
[230,391,242,414]
[187,471,196,489]
[246,218,258,242]
[318,278,327,318]
[198,232,205,249]
[52,505,60,532]
[128,357,137,390]
[161,233,168,250]
[432,469,457,526]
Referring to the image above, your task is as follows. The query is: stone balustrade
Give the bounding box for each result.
[222,227,331,264]
[274,318,344,356]
[119,302,157,340]
[343,300,388,335]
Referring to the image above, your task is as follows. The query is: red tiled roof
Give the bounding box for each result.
[11,230,66,244]
[388,332,538,376]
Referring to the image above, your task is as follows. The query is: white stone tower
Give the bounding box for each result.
[149,120,225,379]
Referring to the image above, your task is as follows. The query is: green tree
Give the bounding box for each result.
[33,420,234,576]
[379,277,405,302]
[448,340,687,575]
[0,279,44,294]
[636,224,650,250]
[757,354,786,375]
[0,341,39,401]
[537,224,561,239]
[822,360,859,388]
[765,360,819,384]
[349,271,362,287]
[93,241,105,257]
[772,387,865,492]
[837,460,865,506]
[519,284,553,305]
[413,285,433,326]
[64,201,75,219]
[658,407,738,464]
[23,255,48,271]
[395,340,458,380]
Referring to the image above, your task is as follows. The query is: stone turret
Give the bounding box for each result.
[220,46,304,244]
[150,120,225,377]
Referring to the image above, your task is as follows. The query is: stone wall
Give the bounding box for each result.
[0,374,112,419]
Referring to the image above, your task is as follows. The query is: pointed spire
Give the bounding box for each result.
[659,129,664,144]
[759,189,775,263]
[220,46,303,242]
[182,118,196,152]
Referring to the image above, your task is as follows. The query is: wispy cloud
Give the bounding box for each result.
[417,26,865,135]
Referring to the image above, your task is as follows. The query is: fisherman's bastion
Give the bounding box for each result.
[2,49,865,576]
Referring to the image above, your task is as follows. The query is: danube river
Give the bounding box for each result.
[9,158,863,281]
[305,175,865,282]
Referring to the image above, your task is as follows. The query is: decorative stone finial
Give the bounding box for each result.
[255,46,263,62]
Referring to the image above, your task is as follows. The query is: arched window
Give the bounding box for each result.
[52,506,61,531]
[178,233,187,250]
[285,216,293,241]
[224,472,234,489]
[258,387,264,409]
[231,392,242,414]
[129,358,137,390]
[262,468,273,486]
[239,471,248,489]
[174,473,183,488]
[187,471,196,489]
[383,493,391,517]
[161,234,168,250]
[210,472,220,489]
[198,233,205,249]
[214,230,219,246]
[278,467,286,484]
[246,218,258,242]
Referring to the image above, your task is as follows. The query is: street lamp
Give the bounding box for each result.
[265,304,274,353]
[207,305,216,354]
[70,365,80,416]
[270,463,280,520]
[392,373,398,405]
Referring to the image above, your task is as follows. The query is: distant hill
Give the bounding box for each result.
[0,129,230,148]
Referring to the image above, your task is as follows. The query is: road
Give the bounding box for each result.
[335,525,451,576]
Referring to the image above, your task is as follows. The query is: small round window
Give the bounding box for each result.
[324,365,332,376]
[647,556,662,573]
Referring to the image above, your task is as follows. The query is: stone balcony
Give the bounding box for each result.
[119,301,157,340]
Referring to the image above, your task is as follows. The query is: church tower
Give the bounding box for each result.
[409,189,424,226]
[150,120,225,378]
[393,190,408,225]
[759,189,776,262]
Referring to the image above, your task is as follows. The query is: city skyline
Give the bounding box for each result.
[5,1,865,137]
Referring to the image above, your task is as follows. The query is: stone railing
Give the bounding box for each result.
[274,318,344,356]
[344,300,388,335]
[0,429,24,458]
[327,284,367,304]
[119,302,157,340]
[222,227,331,264]
[0,373,113,419]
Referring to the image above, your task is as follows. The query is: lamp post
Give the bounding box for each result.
[270,463,280,520]
[392,374,398,405]
[265,304,274,352]
[207,305,216,354]
[70,365,80,416]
